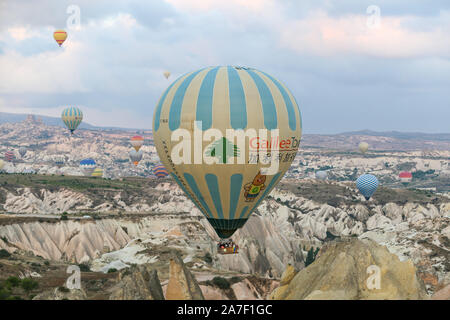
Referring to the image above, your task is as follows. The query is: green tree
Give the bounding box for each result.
[205,137,240,164]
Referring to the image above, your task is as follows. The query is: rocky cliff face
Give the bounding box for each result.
[0,179,448,296]
[270,238,428,300]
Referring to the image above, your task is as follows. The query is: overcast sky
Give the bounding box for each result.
[0,0,449,133]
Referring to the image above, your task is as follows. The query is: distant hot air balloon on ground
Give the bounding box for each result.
[62,107,83,134]
[315,170,328,180]
[152,164,169,178]
[19,147,27,158]
[153,66,302,244]
[0,159,4,170]
[359,142,369,154]
[5,151,15,162]
[163,71,171,79]
[92,168,104,177]
[130,135,144,152]
[53,30,67,47]
[399,171,412,185]
[129,149,143,166]
[79,159,96,176]
[356,174,379,200]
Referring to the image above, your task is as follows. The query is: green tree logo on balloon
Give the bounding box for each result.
[205,137,240,164]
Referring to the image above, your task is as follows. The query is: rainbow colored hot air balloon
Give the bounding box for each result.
[399,171,412,185]
[62,107,83,134]
[5,151,15,162]
[153,164,169,178]
[53,30,67,47]
[356,174,379,200]
[153,66,302,239]
[130,135,144,152]
[79,158,96,176]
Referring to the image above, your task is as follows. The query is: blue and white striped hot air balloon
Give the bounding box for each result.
[356,174,379,200]
[153,66,302,239]
[79,158,96,176]
[61,107,83,134]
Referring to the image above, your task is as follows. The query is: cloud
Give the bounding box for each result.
[279,10,450,58]
[0,0,448,133]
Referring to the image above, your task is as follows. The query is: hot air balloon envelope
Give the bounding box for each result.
[153,66,302,239]
[62,107,83,134]
[399,171,412,184]
[130,135,144,152]
[19,147,27,157]
[315,170,327,180]
[53,30,67,46]
[153,164,169,178]
[5,151,15,162]
[359,142,369,154]
[80,158,96,176]
[356,174,379,200]
[129,149,143,166]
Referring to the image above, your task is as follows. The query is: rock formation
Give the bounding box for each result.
[165,252,204,300]
[109,264,164,300]
[270,238,428,300]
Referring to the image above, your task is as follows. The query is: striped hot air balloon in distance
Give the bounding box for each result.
[5,151,15,162]
[129,149,143,166]
[153,164,169,178]
[130,135,144,152]
[356,174,379,200]
[92,168,104,177]
[61,107,83,134]
[399,171,412,185]
[79,158,96,176]
[153,66,302,239]
[19,147,27,158]
[53,30,67,46]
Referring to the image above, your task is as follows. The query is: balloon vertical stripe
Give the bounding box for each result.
[196,67,220,130]
[245,69,277,130]
[205,173,224,220]
[154,75,183,132]
[259,71,297,131]
[229,174,243,220]
[227,66,247,129]
[169,68,205,131]
[184,173,213,218]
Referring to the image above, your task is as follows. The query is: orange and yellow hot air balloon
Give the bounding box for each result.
[53,30,67,47]
[130,135,144,152]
